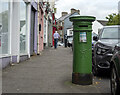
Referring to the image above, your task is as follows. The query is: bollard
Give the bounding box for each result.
[70,16,95,85]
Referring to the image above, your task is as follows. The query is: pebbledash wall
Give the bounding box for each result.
[0,0,38,68]
[38,2,44,53]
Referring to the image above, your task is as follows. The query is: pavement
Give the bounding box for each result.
[2,46,111,94]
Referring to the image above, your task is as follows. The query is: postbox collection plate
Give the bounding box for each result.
[79,32,87,42]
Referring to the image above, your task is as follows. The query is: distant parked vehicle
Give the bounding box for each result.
[67,36,73,47]
[110,43,120,95]
[93,25,120,76]
[57,41,64,46]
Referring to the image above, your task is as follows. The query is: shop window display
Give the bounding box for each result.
[20,1,27,53]
[0,2,9,55]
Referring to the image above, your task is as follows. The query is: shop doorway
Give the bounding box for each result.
[30,7,35,55]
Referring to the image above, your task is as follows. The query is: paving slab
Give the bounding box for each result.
[2,47,111,94]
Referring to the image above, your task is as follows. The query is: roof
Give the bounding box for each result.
[67,26,73,29]
[103,25,120,28]
[97,20,108,26]
[58,14,71,21]
[57,12,79,22]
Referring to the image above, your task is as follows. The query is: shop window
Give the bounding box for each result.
[20,1,27,53]
[0,1,9,55]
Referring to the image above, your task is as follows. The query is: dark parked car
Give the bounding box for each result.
[110,43,120,95]
[92,32,98,50]
[93,25,120,75]
[92,32,98,63]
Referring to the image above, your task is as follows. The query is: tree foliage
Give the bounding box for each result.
[106,13,120,25]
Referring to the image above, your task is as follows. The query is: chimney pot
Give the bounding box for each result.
[61,12,68,17]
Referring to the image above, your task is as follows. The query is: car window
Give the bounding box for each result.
[100,27,120,39]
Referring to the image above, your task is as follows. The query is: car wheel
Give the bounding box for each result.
[68,44,70,47]
[110,66,120,95]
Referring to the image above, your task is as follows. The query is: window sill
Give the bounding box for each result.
[20,53,28,56]
[0,53,28,58]
[0,54,11,58]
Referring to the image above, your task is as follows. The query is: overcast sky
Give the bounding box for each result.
[55,0,120,20]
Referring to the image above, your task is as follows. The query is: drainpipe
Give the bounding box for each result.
[9,1,13,63]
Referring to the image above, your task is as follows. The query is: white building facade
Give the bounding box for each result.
[0,0,56,68]
[0,0,33,68]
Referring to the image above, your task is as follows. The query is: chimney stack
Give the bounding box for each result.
[62,12,68,17]
[71,8,80,14]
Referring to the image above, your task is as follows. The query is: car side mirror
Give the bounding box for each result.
[93,36,98,41]
[114,44,120,51]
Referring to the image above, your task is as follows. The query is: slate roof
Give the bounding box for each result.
[57,12,78,22]
[67,26,73,29]
[58,14,71,21]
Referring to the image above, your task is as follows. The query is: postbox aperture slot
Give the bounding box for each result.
[79,25,88,27]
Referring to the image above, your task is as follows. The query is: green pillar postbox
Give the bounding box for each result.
[70,16,95,85]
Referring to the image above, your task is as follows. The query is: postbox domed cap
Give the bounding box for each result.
[70,15,96,22]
